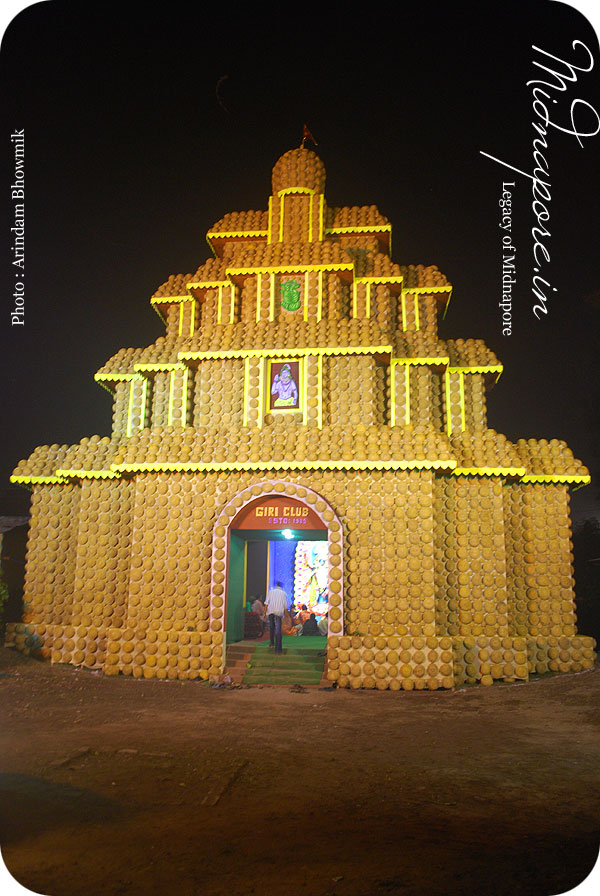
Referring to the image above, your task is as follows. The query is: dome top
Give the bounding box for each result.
[271,147,326,194]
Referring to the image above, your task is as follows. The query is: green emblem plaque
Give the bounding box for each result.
[280,279,301,312]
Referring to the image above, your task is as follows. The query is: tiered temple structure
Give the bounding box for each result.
[9,146,595,688]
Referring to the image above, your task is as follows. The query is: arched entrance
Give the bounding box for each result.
[208,482,344,658]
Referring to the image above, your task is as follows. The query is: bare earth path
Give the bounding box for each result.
[1,647,599,896]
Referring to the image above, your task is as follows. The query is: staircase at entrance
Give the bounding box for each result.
[225,637,327,686]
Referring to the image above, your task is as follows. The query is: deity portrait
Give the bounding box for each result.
[269,360,300,410]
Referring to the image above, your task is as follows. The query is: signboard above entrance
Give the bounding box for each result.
[233,496,326,531]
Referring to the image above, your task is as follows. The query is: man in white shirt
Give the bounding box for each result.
[263,581,289,654]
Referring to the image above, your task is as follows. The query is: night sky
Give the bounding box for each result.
[1,1,599,524]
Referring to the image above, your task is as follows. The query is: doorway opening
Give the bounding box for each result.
[225,495,329,645]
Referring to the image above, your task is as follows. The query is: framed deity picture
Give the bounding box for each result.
[267,359,301,413]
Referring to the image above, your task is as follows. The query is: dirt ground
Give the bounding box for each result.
[1,647,599,896]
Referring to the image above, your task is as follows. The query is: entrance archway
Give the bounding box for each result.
[208,482,344,655]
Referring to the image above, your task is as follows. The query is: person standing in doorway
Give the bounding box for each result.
[264,581,289,654]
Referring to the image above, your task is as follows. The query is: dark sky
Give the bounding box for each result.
[1,1,599,524]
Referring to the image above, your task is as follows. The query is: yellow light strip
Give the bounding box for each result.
[366,282,371,319]
[390,363,396,427]
[243,357,249,428]
[189,298,196,335]
[269,273,275,321]
[452,467,528,478]
[326,224,391,236]
[445,369,452,437]
[256,272,262,323]
[317,270,323,321]
[319,195,324,240]
[302,356,308,425]
[304,271,309,322]
[317,354,323,429]
[279,194,284,242]
[276,187,316,196]
[459,372,466,432]
[308,194,313,242]
[229,284,235,324]
[133,363,185,373]
[414,294,420,330]
[140,379,148,429]
[405,363,411,425]
[352,282,357,318]
[126,380,135,438]
[217,285,222,324]
[206,229,268,240]
[150,294,193,305]
[178,304,184,338]
[401,293,407,331]
[181,367,188,427]
[257,357,264,429]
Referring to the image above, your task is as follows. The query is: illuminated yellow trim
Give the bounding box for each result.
[405,363,411,425]
[181,367,189,427]
[190,298,196,335]
[303,355,308,425]
[366,282,371,319]
[133,363,185,373]
[150,294,192,305]
[243,357,249,428]
[304,271,309,322]
[317,270,323,321]
[521,474,591,485]
[452,467,527,478]
[126,380,135,438]
[414,294,420,330]
[308,193,313,242]
[326,224,391,236]
[459,372,466,432]
[318,195,324,241]
[390,364,396,427]
[206,229,268,240]
[279,193,285,242]
[229,284,235,325]
[140,379,148,429]
[257,356,264,429]
[186,280,230,291]
[55,469,120,480]
[392,357,450,367]
[217,285,222,324]
[401,293,407,331]
[404,286,453,295]
[317,354,323,429]
[256,272,262,323]
[10,474,69,486]
[269,273,275,321]
[277,187,316,196]
[356,275,404,288]
[352,281,357,318]
[445,369,452,437]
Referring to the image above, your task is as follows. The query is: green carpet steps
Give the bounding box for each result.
[225,637,328,685]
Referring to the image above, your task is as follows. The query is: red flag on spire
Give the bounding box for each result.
[301,124,318,148]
